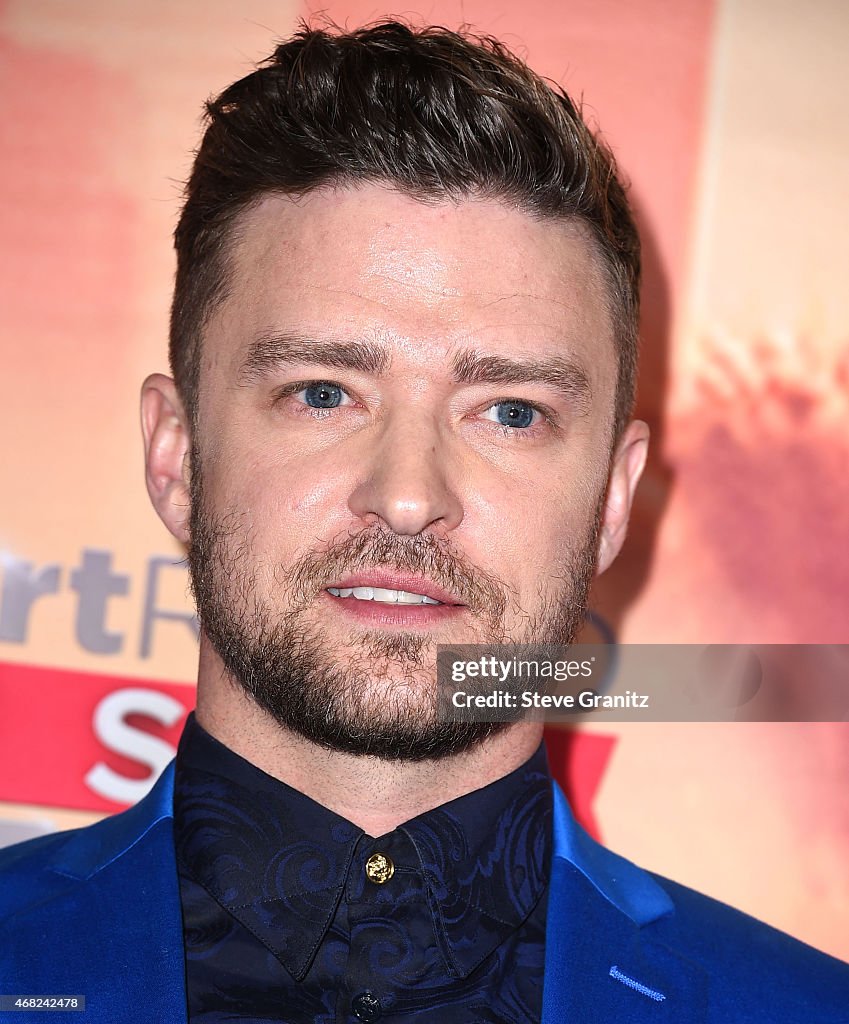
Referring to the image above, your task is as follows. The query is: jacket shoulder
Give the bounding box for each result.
[0,826,92,921]
[0,762,176,918]
[0,818,115,915]
[0,768,187,1022]
[648,871,849,1022]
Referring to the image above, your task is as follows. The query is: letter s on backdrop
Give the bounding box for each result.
[85,687,184,805]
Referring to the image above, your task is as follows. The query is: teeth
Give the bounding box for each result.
[327,586,442,605]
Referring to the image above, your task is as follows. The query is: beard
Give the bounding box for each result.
[188,450,603,762]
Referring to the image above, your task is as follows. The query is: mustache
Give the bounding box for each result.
[283,527,509,619]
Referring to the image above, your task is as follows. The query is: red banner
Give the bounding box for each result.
[0,661,193,813]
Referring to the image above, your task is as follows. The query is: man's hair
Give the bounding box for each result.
[171,20,640,440]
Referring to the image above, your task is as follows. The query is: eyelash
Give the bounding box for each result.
[272,380,556,436]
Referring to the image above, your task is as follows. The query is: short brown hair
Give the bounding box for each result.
[170,20,640,439]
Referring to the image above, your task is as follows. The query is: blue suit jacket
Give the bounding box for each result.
[1,763,848,1022]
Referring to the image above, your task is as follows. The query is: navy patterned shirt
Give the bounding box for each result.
[174,714,552,1023]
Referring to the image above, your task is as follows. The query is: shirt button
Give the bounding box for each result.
[351,990,382,1021]
[365,851,394,884]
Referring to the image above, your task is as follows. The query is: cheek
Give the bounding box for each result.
[281,467,347,521]
[211,442,357,553]
[463,457,603,578]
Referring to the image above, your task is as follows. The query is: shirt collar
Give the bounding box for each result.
[174,713,552,980]
[397,745,552,976]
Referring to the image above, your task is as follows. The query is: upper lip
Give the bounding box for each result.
[325,571,463,605]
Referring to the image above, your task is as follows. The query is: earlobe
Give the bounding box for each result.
[596,419,650,576]
[140,373,192,544]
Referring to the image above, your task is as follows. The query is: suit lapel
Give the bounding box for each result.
[23,763,187,1024]
[542,782,709,1023]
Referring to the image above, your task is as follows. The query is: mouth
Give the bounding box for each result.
[321,572,464,624]
[326,586,442,606]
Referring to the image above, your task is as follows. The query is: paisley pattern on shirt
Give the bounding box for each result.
[174,714,553,1023]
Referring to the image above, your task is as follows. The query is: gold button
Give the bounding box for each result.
[365,852,394,884]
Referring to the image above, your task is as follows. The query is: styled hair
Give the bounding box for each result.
[171,20,640,439]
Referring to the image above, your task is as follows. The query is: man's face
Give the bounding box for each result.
[182,185,628,759]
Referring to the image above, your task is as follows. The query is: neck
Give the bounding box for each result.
[194,645,545,836]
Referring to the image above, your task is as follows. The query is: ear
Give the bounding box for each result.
[596,419,650,575]
[141,374,192,544]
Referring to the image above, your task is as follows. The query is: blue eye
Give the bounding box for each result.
[302,383,344,408]
[484,400,538,429]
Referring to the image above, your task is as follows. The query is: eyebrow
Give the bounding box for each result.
[237,331,389,385]
[237,331,592,409]
[450,349,592,410]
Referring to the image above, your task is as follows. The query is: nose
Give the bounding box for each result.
[347,412,464,536]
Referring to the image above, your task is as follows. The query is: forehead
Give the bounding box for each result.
[205,184,615,388]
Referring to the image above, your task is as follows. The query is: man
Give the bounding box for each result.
[1,20,847,1024]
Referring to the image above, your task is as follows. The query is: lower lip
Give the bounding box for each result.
[319,590,465,626]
